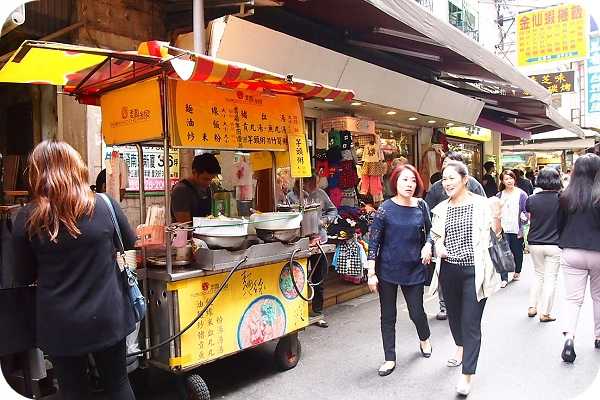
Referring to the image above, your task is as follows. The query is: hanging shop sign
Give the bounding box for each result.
[527,70,575,93]
[446,126,491,142]
[249,151,291,171]
[517,4,588,67]
[168,260,308,368]
[101,78,164,144]
[168,80,304,150]
[588,36,600,114]
[288,133,311,178]
[104,145,180,191]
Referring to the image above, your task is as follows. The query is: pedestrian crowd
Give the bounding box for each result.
[367,152,600,397]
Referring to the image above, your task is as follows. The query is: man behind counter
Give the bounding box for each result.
[171,153,221,223]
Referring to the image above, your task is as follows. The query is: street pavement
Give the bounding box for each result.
[7,254,597,399]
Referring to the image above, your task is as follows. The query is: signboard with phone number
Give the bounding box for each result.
[105,146,180,191]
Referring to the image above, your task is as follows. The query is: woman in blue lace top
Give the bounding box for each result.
[367,164,433,377]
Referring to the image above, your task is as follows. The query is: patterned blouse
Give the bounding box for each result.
[444,204,475,266]
[367,199,432,285]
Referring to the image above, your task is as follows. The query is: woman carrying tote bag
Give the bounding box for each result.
[429,161,502,396]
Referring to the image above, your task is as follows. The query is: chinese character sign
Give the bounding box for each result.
[104,146,180,191]
[168,80,304,150]
[173,260,308,368]
[288,133,312,177]
[588,37,600,114]
[517,4,588,66]
[101,78,164,144]
[528,70,575,93]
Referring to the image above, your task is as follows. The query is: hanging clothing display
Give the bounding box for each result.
[419,144,444,190]
[339,130,352,150]
[105,153,129,201]
[338,160,359,189]
[332,239,367,283]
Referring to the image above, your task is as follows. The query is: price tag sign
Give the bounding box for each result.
[288,133,311,178]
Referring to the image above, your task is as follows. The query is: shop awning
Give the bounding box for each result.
[0,40,355,103]
[502,129,597,151]
[246,0,583,136]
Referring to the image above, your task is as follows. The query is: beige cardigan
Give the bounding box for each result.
[428,192,500,302]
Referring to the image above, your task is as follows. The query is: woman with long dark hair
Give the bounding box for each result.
[526,167,563,322]
[367,164,433,377]
[430,161,501,395]
[11,140,136,399]
[496,170,528,287]
[557,153,600,362]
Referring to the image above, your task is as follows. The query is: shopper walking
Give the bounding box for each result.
[556,153,600,363]
[425,151,485,321]
[367,164,433,377]
[429,161,501,396]
[525,167,563,322]
[11,140,137,400]
[496,170,528,287]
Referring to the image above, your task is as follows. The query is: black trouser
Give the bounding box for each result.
[500,233,524,281]
[378,278,430,362]
[50,338,135,400]
[309,253,327,313]
[439,260,487,375]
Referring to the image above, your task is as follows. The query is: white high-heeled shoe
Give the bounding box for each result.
[455,381,471,396]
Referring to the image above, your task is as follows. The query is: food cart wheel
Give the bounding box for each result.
[274,334,302,371]
[183,373,210,400]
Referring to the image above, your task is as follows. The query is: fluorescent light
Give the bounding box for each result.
[408,117,418,121]
[324,98,334,102]
[373,27,444,47]
[428,120,436,124]
[446,122,455,126]
[386,111,397,115]
[346,39,442,62]
[351,102,362,106]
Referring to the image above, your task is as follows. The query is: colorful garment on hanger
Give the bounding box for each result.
[333,240,366,278]
[326,146,343,163]
[339,130,352,150]
[328,130,341,148]
[338,160,359,189]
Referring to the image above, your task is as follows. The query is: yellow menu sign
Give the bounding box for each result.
[288,133,311,178]
[171,260,308,368]
[101,78,164,144]
[517,4,587,67]
[168,79,305,150]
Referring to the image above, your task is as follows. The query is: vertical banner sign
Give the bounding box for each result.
[517,4,588,67]
[101,78,164,144]
[104,145,180,191]
[288,133,311,178]
[588,37,600,114]
[168,79,304,150]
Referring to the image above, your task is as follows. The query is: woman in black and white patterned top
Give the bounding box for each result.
[429,161,502,396]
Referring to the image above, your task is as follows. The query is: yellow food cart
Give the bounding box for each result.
[0,40,353,399]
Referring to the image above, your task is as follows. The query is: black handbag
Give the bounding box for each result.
[417,199,434,285]
[488,229,516,274]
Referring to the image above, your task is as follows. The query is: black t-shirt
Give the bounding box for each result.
[525,191,560,245]
[482,173,498,198]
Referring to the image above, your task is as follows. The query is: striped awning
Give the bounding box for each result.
[0,40,355,103]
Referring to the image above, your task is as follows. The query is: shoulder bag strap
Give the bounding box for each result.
[417,199,431,235]
[98,193,125,254]
[180,179,203,204]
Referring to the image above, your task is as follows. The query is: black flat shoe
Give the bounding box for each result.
[561,339,576,363]
[378,362,396,377]
[420,344,432,358]
[595,339,600,349]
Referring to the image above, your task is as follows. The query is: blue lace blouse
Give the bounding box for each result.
[367,199,432,285]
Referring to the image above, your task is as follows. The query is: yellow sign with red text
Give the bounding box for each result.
[288,133,312,178]
[168,80,305,150]
[101,78,164,144]
[171,260,309,368]
[517,4,588,66]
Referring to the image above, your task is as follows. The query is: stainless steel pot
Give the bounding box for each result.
[277,203,320,237]
[255,228,301,243]
[194,234,247,250]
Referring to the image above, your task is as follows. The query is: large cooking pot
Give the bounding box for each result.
[249,212,302,230]
[193,217,248,236]
[277,204,320,236]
